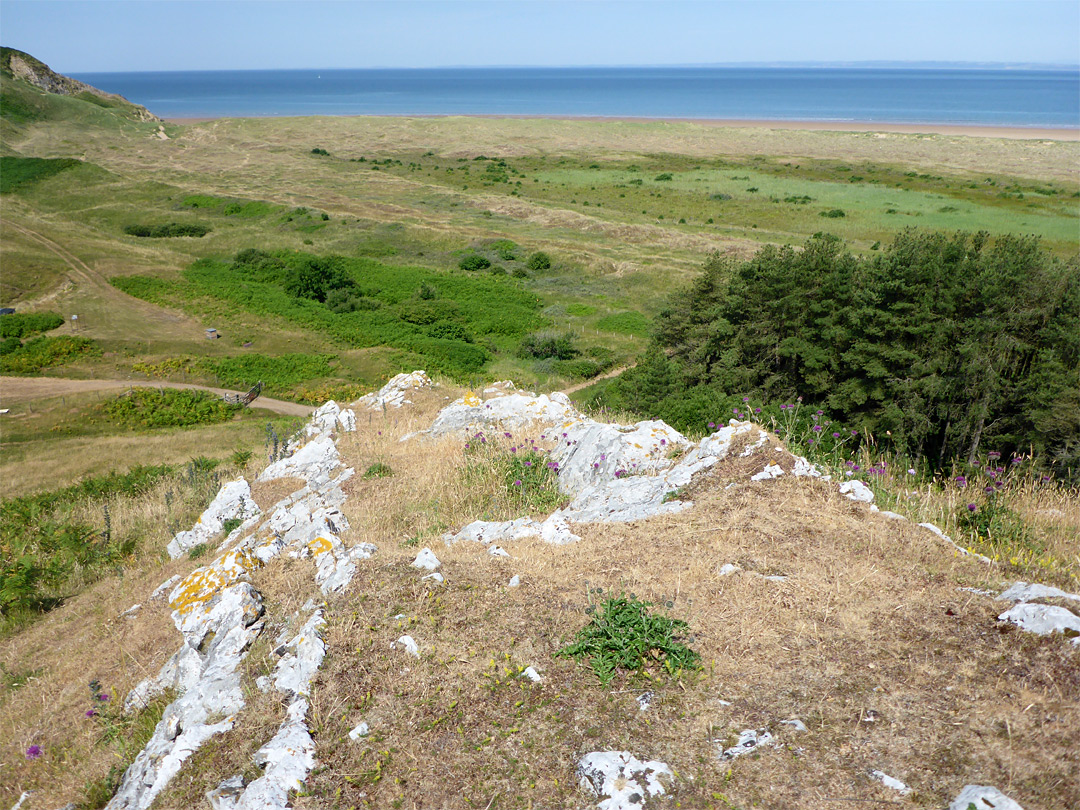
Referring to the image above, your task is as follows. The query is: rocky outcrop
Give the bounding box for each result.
[2,47,161,122]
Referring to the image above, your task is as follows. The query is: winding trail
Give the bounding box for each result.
[560,364,633,396]
[0,376,313,417]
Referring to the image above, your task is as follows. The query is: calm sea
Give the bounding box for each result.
[70,67,1079,128]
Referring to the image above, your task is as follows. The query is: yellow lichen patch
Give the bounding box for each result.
[307,536,334,557]
[463,392,482,407]
[168,547,261,616]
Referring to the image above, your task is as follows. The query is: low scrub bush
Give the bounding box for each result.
[0,335,99,373]
[459,254,491,272]
[102,388,240,429]
[517,332,578,361]
[819,208,846,218]
[0,311,64,338]
[124,223,210,238]
[526,251,552,271]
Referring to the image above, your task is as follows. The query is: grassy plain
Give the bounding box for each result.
[2,78,1079,809]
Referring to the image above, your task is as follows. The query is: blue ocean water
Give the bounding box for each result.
[70,67,1079,128]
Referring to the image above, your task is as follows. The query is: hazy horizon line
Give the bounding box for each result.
[65,59,1080,75]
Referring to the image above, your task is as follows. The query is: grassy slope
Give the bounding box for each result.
[2,387,1077,810]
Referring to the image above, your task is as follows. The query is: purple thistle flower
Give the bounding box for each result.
[85,709,97,718]
[967,503,977,512]
[707,422,716,429]
[1011,457,1023,465]
[832,432,841,438]
[593,462,600,469]
[851,429,858,435]
[660,438,667,445]
[513,479,522,487]
[807,438,815,445]
[524,460,532,466]
[955,475,967,488]
[852,464,860,471]
[754,408,761,413]
[98,693,110,702]
[509,447,516,453]
[812,425,822,432]
[743,396,750,402]
[1041,475,1051,483]
[985,485,994,494]
[504,432,512,438]
[25,745,42,760]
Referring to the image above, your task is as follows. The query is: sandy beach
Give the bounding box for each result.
[163,113,1080,141]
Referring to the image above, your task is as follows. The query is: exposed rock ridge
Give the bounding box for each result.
[107,402,362,809]
[2,47,161,122]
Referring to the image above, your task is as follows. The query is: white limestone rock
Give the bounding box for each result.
[412,548,441,571]
[918,522,993,564]
[549,419,689,495]
[429,389,581,437]
[306,400,342,437]
[337,408,356,432]
[508,575,521,588]
[949,785,1024,810]
[167,479,260,559]
[348,721,370,741]
[272,611,326,697]
[206,775,245,809]
[869,769,911,796]
[718,728,776,760]
[489,545,510,557]
[445,517,541,545]
[997,581,1080,604]
[393,635,420,658]
[354,370,432,411]
[781,718,808,733]
[520,666,542,683]
[539,510,581,544]
[151,574,182,602]
[751,464,785,481]
[718,563,741,577]
[259,434,343,487]
[576,751,674,810]
[838,480,874,503]
[998,603,1080,645]
[238,698,318,809]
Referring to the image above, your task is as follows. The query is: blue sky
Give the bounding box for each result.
[3,0,1077,72]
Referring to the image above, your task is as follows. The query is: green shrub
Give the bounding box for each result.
[556,591,701,684]
[489,239,518,261]
[0,312,64,339]
[654,173,674,181]
[525,252,552,272]
[363,462,393,479]
[517,332,578,360]
[459,254,491,272]
[819,209,846,218]
[124,223,210,238]
[0,335,99,373]
[103,388,239,429]
[311,148,330,156]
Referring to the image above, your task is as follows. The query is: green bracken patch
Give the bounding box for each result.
[102,388,240,430]
[0,335,99,373]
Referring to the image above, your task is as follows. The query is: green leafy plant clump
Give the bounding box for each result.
[102,388,240,429]
[0,335,99,373]
[0,311,64,338]
[556,591,701,684]
[123,222,210,238]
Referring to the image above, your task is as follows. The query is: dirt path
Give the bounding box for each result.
[560,364,633,395]
[0,376,314,417]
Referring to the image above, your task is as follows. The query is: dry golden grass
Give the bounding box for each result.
[3,385,1078,810]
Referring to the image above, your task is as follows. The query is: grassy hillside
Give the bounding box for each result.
[1,383,1077,810]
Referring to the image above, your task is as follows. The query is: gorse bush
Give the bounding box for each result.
[526,251,552,272]
[556,590,701,684]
